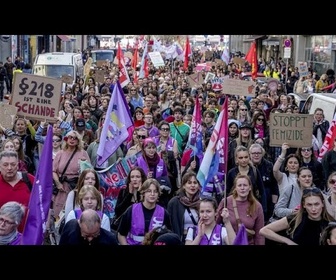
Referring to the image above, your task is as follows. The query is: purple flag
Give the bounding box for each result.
[21,125,53,245]
[233,224,249,245]
[97,81,134,165]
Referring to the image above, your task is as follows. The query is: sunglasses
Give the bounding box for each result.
[68,135,78,141]
[301,148,311,152]
[161,128,170,131]
[257,118,264,121]
[329,179,336,185]
[137,135,146,139]
[240,109,247,111]
[302,187,321,195]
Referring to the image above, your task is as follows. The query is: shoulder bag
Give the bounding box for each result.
[232,198,256,237]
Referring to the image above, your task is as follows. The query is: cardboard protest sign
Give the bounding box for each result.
[222,78,256,97]
[61,74,73,84]
[95,69,106,84]
[187,72,204,88]
[232,57,245,65]
[215,59,226,68]
[269,113,313,147]
[10,73,62,122]
[205,51,213,60]
[0,103,17,128]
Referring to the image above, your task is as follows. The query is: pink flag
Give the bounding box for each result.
[197,96,229,190]
[221,47,230,65]
[318,112,336,162]
[97,81,134,166]
[188,95,203,156]
[21,125,53,245]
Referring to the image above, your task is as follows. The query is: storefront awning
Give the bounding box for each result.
[243,35,267,42]
[262,37,281,46]
[57,35,71,42]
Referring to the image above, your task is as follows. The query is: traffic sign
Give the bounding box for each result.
[284,39,291,48]
[284,47,291,59]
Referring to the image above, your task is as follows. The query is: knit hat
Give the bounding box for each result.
[153,233,183,245]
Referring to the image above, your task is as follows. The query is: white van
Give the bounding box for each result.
[301,93,336,123]
[32,52,84,88]
[90,49,115,64]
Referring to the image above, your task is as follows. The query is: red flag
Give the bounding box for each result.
[184,36,191,71]
[117,42,123,69]
[245,41,257,80]
[318,113,336,162]
[131,46,138,70]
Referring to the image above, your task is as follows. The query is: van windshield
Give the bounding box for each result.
[91,51,114,62]
[33,65,74,79]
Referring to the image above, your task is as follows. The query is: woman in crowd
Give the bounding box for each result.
[0,138,28,171]
[260,187,334,245]
[185,197,236,245]
[227,123,254,171]
[273,167,314,221]
[320,222,336,245]
[65,185,110,231]
[273,142,300,195]
[2,117,38,174]
[0,201,25,245]
[167,171,201,242]
[217,174,265,245]
[296,146,325,190]
[322,172,336,220]
[228,120,239,144]
[117,178,171,245]
[52,130,91,217]
[113,167,147,231]
[226,145,267,217]
[64,168,102,220]
[153,121,179,194]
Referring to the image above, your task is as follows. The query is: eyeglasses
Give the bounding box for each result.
[250,152,262,155]
[302,187,321,195]
[329,179,336,185]
[137,135,146,139]
[68,135,78,140]
[145,189,159,194]
[0,217,16,226]
[161,128,170,131]
[301,148,311,152]
[257,118,264,121]
[53,139,62,142]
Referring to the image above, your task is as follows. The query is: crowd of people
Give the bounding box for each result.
[1,43,336,246]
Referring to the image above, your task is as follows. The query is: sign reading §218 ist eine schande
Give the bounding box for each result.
[10,73,62,122]
[269,113,313,147]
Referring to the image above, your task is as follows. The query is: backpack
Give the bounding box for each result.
[22,172,33,191]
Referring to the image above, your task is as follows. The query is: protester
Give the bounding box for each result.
[117,178,171,245]
[260,187,334,245]
[59,209,118,245]
[320,222,336,245]
[167,171,201,242]
[0,151,35,233]
[65,185,110,231]
[0,201,25,245]
[185,197,236,245]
